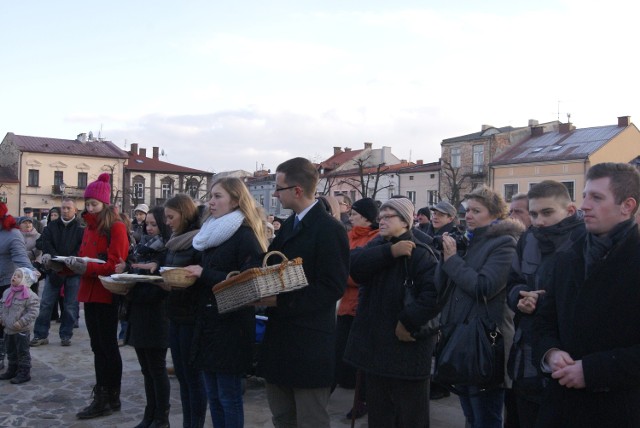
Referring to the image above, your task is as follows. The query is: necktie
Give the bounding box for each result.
[293,215,300,230]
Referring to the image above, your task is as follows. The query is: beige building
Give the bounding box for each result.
[491,116,640,206]
[396,161,440,209]
[0,132,128,218]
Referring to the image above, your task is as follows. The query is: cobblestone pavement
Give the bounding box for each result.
[0,310,465,427]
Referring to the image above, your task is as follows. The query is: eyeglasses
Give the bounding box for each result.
[377,214,400,222]
[274,185,298,193]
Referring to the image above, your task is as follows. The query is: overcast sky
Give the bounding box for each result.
[2,0,639,174]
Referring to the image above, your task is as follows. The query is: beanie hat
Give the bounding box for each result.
[84,173,111,205]
[351,198,379,225]
[380,198,415,227]
[17,267,38,287]
[417,207,431,220]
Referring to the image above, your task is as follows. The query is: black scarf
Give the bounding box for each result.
[584,218,636,277]
[532,212,584,255]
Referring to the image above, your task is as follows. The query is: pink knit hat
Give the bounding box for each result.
[84,173,111,204]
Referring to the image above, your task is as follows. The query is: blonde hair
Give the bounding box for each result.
[209,177,268,252]
[465,185,509,220]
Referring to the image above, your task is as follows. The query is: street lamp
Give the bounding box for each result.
[59,182,66,204]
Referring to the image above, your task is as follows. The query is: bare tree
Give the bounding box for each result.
[317,173,341,196]
[440,158,470,209]
[339,155,394,199]
[183,174,208,201]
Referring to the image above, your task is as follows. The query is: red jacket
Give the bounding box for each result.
[77,212,130,304]
[337,225,379,317]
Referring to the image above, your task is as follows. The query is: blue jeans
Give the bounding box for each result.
[169,321,207,428]
[34,275,80,340]
[458,386,505,428]
[203,370,244,428]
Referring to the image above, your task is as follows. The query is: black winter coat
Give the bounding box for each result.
[190,226,262,374]
[344,231,439,380]
[39,216,84,286]
[258,202,350,388]
[165,237,202,325]
[534,225,640,428]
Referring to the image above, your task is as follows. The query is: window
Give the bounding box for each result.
[134,182,144,199]
[451,147,461,168]
[504,184,518,201]
[561,181,575,201]
[473,145,484,174]
[54,171,64,186]
[77,172,88,189]
[161,183,172,200]
[428,190,438,205]
[406,191,416,204]
[271,197,277,210]
[186,179,199,199]
[430,174,435,179]
[28,169,39,187]
[409,176,414,181]
[259,195,265,207]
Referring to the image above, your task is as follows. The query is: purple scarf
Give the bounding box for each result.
[4,285,29,307]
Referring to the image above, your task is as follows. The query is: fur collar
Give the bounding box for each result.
[479,218,526,240]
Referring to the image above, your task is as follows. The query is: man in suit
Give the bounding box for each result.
[257,157,350,428]
[534,163,640,427]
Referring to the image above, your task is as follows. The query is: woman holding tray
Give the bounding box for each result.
[183,177,267,428]
[64,173,130,420]
[120,205,172,428]
[163,193,205,428]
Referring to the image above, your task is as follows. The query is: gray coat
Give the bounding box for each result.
[0,227,32,286]
[436,219,524,386]
[0,287,40,335]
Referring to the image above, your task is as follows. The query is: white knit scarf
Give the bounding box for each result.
[192,210,245,251]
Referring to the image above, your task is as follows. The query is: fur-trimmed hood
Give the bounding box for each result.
[481,217,526,240]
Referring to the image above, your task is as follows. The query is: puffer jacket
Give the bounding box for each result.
[77,211,130,304]
[165,230,202,325]
[0,288,40,334]
[436,218,524,386]
[0,227,32,286]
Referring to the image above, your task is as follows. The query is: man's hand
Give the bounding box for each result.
[517,290,546,314]
[391,241,415,258]
[395,321,416,342]
[545,349,575,372]
[552,359,586,389]
[65,257,87,275]
[41,254,52,269]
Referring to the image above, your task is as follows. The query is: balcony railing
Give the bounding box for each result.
[50,185,84,197]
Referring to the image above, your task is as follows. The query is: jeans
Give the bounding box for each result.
[34,275,80,340]
[84,302,122,388]
[203,370,244,428]
[5,332,31,368]
[135,347,171,420]
[458,386,505,428]
[170,321,207,428]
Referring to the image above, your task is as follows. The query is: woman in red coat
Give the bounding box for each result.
[334,197,379,419]
[64,173,130,420]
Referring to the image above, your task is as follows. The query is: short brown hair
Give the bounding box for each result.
[276,157,319,198]
[465,185,508,219]
[586,163,640,213]
[528,180,571,206]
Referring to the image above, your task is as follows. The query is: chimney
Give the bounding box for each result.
[559,123,575,134]
[364,142,373,150]
[481,124,493,131]
[76,133,88,143]
[139,148,147,157]
[531,126,544,136]
[333,146,342,155]
[618,116,631,127]
[417,160,423,165]
[153,147,160,159]
[344,147,352,152]
[130,143,139,155]
[400,159,407,164]
[528,119,539,127]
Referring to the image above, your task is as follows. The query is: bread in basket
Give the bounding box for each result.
[160,267,197,289]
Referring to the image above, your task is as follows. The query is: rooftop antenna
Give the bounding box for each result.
[409,149,412,163]
[557,100,562,121]
[124,139,128,149]
[161,149,166,157]
[98,124,103,140]
[567,113,571,123]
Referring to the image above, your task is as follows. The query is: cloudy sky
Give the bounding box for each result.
[2,0,639,173]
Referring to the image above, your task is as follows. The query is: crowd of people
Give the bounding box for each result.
[0,160,639,428]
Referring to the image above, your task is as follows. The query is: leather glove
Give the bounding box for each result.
[41,254,52,269]
[65,257,87,275]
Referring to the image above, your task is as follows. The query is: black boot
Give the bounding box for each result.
[108,385,121,411]
[0,364,17,380]
[149,409,170,428]
[76,385,112,419]
[134,406,155,428]
[0,338,5,371]
[10,366,30,384]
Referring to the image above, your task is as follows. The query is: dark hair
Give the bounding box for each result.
[164,194,200,235]
[417,207,431,219]
[464,185,508,219]
[276,157,319,198]
[148,205,172,241]
[586,163,640,213]
[528,180,571,205]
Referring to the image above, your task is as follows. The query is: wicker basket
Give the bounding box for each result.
[99,276,135,295]
[212,251,308,314]
[160,268,197,289]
